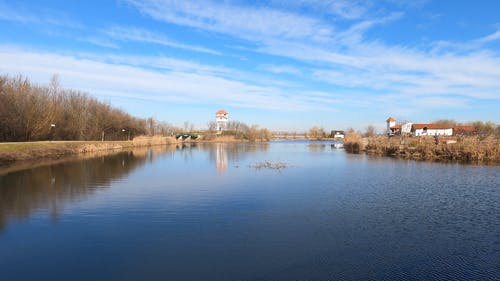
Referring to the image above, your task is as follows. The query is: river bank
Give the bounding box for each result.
[0,135,264,166]
[344,134,500,165]
[0,136,173,166]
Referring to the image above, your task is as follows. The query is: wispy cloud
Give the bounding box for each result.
[0,2,82,28]
[123,0,500,104]
[475,29,500,44]
[103,26,220,55]
[0,46,337,112]
[78,37,120,49]
[260,64,302,75]
[271,0,370,20]
[1,0,499,127]
[125,0,335,42]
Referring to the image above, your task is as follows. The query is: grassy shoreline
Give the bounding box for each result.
[344,134,500,165]
[0,140,146,166]
[0,135,266,167]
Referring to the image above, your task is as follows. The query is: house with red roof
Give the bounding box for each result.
[215,109,229,132]
[386,117,470,137]
[411,123,453,136]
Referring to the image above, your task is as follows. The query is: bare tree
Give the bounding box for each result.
[308,126,325,140]
[364,125,377,137]
[0,75,147,141]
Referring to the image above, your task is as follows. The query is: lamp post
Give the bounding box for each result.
[122,129,130,141]
[50,124,56,141]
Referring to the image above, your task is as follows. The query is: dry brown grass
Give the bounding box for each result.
[344,133,364,153]
[0,134,259,166]
[196,135,244,143]
[358,135,500,164]
[132,136,177,146]
[0,136,180,166]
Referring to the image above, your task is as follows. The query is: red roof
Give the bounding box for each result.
[412,124,452,130]
[386,117,396,122]
[453,126,476,133]
[216,109,228,115]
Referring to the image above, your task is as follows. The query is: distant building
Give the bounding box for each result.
[386,117,396,133]
[386,116,464,137]
[385,117,411,136]
[330,130,344,139]
[215,109,229,132]
[411,124,453,136]
[400,122,413,135]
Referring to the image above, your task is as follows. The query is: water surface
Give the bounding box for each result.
[0,141,499,280]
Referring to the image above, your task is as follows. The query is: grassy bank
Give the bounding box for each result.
[0,136,178,166]
[344,134,500,164]
[0,135,267,166]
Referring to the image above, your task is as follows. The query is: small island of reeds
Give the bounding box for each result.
[344,132,500,165]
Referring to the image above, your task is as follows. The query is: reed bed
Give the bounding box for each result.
[346,135,500,164]
[0,136,179,166]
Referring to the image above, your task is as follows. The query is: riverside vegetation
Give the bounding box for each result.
[0,136,179,166]
[0,75,273,165]
[344,132,500,164]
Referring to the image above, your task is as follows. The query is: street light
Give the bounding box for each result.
[50,124,56,141]
[122,129,130,141]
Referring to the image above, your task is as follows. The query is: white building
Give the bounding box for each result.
[331,130,344,139]
[386,117,396,134]
[411,124,453,136]
[401,122,413,134]
[215,109,229,132]
[387,116,452,136]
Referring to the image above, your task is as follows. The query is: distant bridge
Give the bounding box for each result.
[175,134,198,141]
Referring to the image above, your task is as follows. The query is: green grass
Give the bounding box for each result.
[0,141,131,152]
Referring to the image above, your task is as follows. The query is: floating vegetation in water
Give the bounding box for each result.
[250,161,289,170]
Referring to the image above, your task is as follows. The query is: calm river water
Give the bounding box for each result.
[0,141,499,281]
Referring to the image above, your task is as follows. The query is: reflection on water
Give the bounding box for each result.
[0,141,498,281]
[307,142,327,152]
[0,143,271,231]
[0,146,174,231]
[216,143,227,172]
[207,142,270,173]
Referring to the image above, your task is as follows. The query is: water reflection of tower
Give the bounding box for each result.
[215,109,229,133]
[216,143,228,173]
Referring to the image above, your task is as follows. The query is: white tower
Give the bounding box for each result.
[215,109,229,132]
[386,117,396,133]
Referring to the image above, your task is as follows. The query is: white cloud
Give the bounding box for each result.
[78,37,120,49]
[103,26,221,55]
[475,29,500,44]
[122,0,500,106]
[0,2,82,28]
[125,0,334,42]
[410,96,468,108]
[270,0,369,20]
[0,46,337,112]
[260,64,302,75]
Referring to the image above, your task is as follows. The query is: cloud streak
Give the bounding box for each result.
[125,0,335,42]
[0,2,82,28]
[0,46,338,112]
[1,0,499,128]
[103,26,221,55]
[123,0,500,105]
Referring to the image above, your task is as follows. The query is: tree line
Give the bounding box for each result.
[0,75,273,142]
[0,75,152,142]
[206,120,272,141]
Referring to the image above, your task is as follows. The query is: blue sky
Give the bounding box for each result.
[0,0,499,132]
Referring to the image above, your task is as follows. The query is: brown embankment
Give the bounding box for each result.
[0,136,178,166]
[0,135,258,166]
[344,134,500,164]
